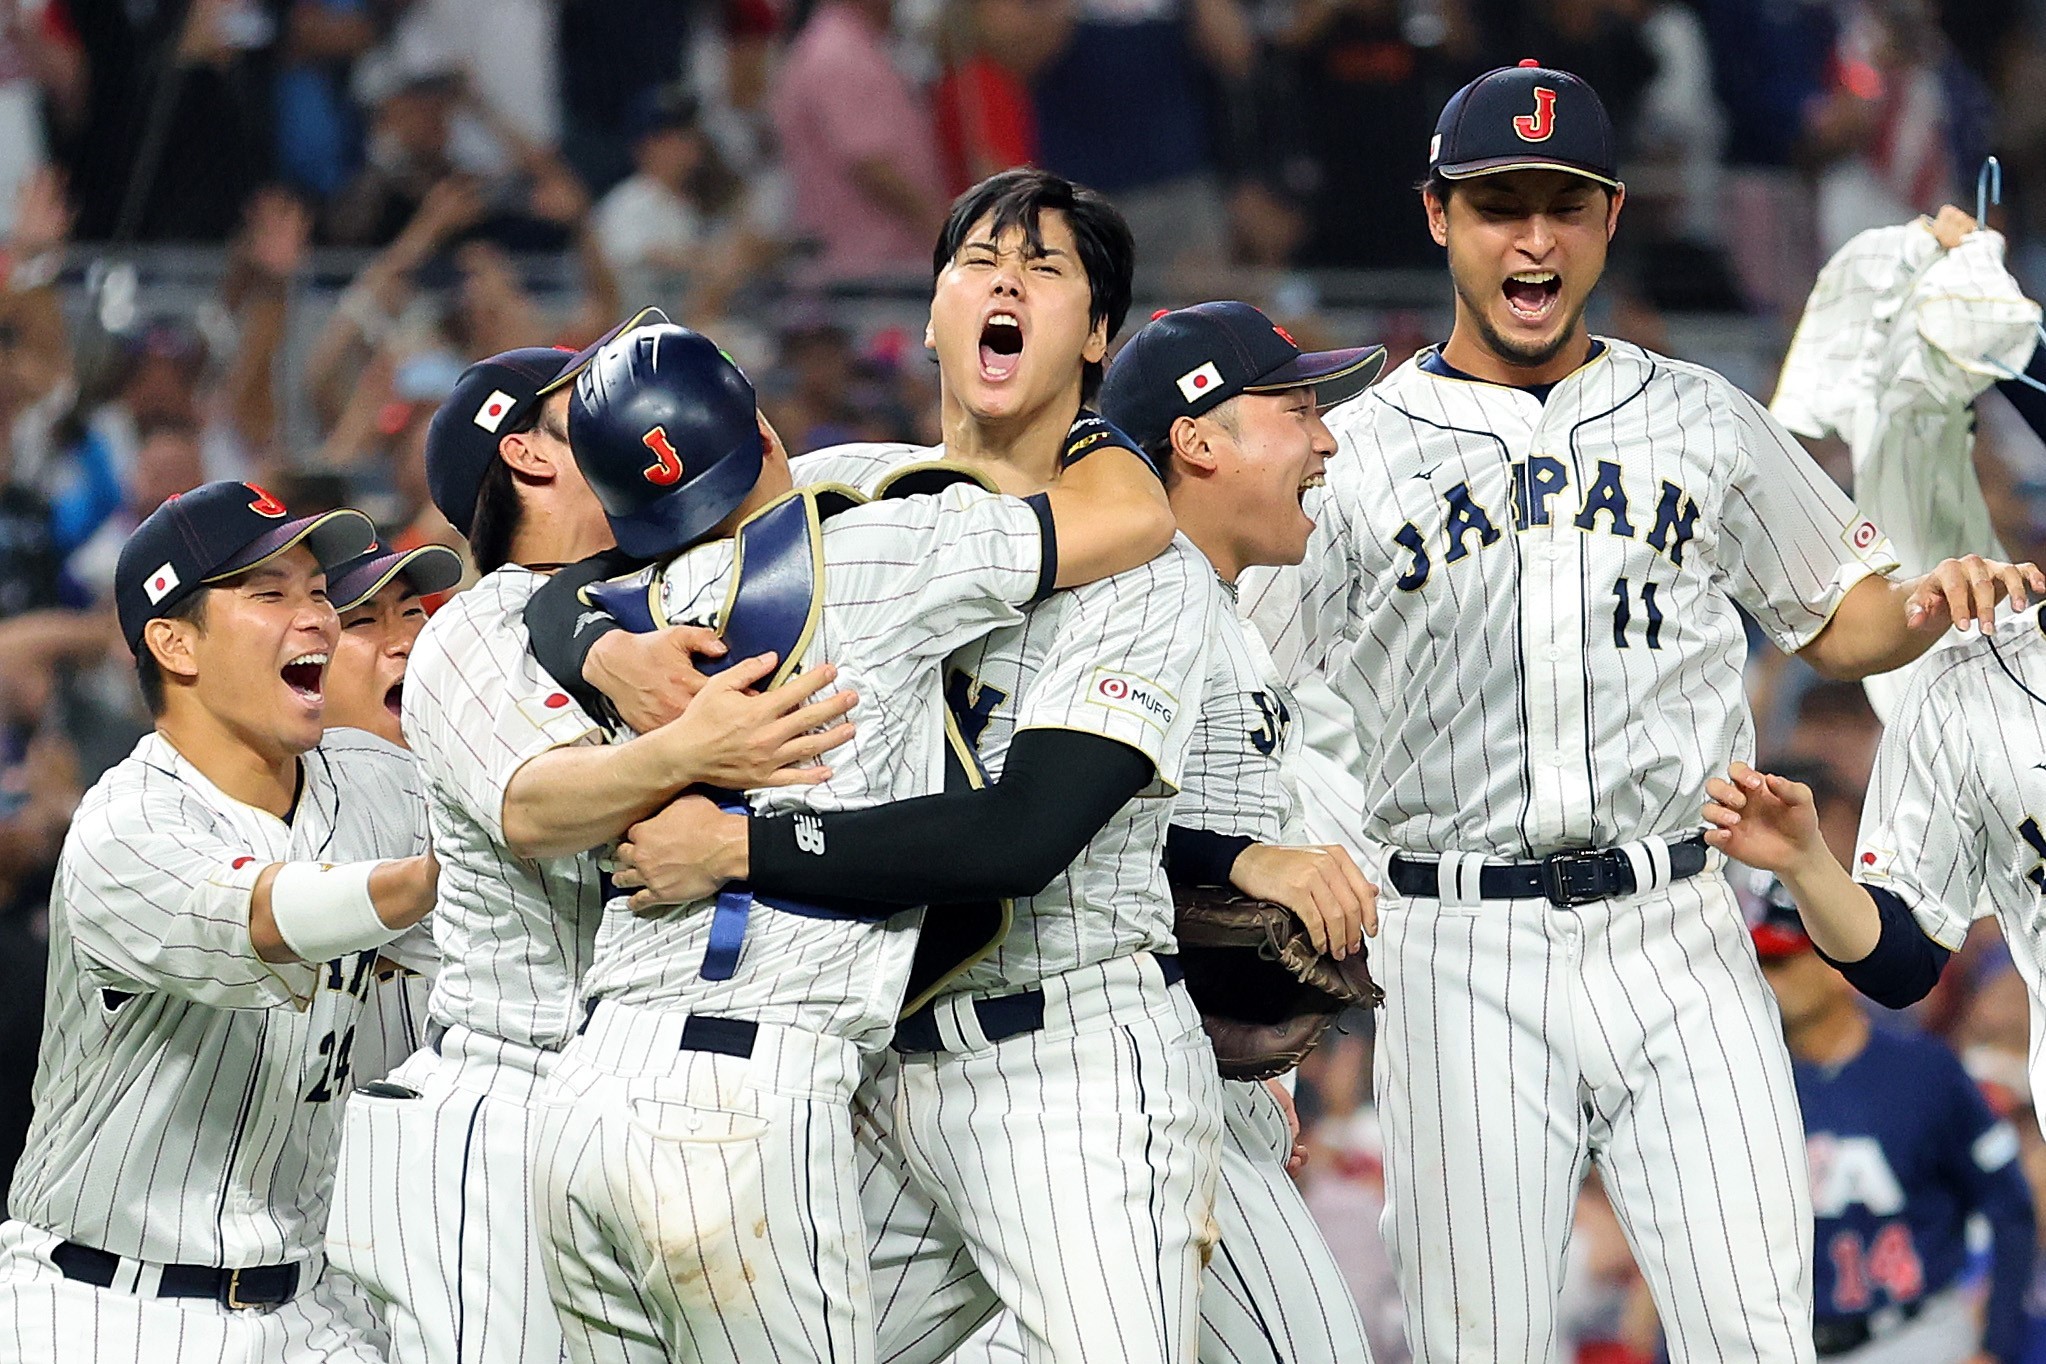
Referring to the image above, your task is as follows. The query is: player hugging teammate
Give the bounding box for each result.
[15,60,2046,1364]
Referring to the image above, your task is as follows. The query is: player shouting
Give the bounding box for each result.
[1242,61,2041,1362]
[0,482,437,1363]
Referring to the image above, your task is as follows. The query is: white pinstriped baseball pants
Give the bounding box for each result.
[862,951,1224,1364]
[529,1004,870,1364]
[942,1080,1373,1364]
[326,1025,564,1364]
[0,1222,383,1363]
[1374,870,1815,1364]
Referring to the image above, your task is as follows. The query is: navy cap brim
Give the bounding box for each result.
[329,544,465,611]
[537,305,672,398]
[1437,156,1621,190]
[1244,345,1387,411]
[207,509,377,583]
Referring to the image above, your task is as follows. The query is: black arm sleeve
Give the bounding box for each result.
[520,551,636,721]
[749,728,1155,904]
[1165,826,1253,889]
[1815,885,1954,1009]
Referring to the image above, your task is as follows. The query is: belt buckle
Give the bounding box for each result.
[1540,849,1613,906]
[222,1267,258,1311]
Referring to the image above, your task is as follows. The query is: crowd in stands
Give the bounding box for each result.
[1,1,2046,1360]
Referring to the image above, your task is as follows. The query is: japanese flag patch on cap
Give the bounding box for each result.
[143,562,180,604]
[1176,363,1224,403]
[472,390,518,433]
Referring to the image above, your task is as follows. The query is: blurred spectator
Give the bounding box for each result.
[772,0,947,282]
[0,1,83,239]
[1809,0,1990,254]
[1779,678,1884,800]
[592,86,709,276]
[1704,0,1837,313]
[1272,0,1447,270]
[63,0,281,241]
[932,0,1064,195]
[1030,0,1253,276]
[1632,0,1725,249]
[1756,892,2036,1363]
[272,0,389,198]
[1296,1027,1410,1363]
[60,413,202,602]
[558,0,697,192]
[326,65,466,246]
[386,0,562,153]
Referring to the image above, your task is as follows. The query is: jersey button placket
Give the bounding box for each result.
[1520,434,1594,850]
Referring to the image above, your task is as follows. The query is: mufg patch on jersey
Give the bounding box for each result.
[1090,668,1176,729]
[1841,515,1891,564]
[1392,458,1700,592]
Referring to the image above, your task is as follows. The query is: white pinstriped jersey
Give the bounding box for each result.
[794,443,1213,993]
[10,729,426,1265]
[1243,340,1900,858]
[402,566,609,1051]
[578,485,1050,1044]
[1175,574,1304,846]
[1855,608,2046,968]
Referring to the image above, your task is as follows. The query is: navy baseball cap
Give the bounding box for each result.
[1430,60,1620,190]
[115,481,375,652]
[1749,880,1815,960]
[327,539,464,612]
[424,307,669,538]
[1099,301,1384,450]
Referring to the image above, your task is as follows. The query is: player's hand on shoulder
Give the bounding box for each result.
[586,624,728,733]
[654,653,857,791]
[1228,842,1377,956]
[1702,762,1829,876]
[615,794,747,913]
[1904,554,2046,637]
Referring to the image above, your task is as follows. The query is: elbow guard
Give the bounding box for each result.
[1816,886,1951,1010]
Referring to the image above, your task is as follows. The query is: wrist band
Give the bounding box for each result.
[268,860,400,963]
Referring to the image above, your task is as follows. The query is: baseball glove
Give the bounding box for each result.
[1174,888,1384,1081]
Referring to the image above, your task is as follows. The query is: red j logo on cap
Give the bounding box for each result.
[1515,87,1557,142]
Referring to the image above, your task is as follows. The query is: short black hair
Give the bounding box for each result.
[933,168,1135,401]
[135,588,211,716]
[468,402,546,574]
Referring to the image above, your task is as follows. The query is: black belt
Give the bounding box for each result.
[1387,836,1709,907]
[892,954,1184,1055]
[51,1240,300,1309]
[679,1014,757,1058]
[1812,1299,1922,1356]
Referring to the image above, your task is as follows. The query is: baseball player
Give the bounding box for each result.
[1700,600,2046,1132]
[521,319,1173,1364]
[1098,299,1383,1364]
[318,539,464,1087]
[324,338,856,1364]
[1239,61,2041,1363]
[1747,886,2035,1363]
[553,169,1225,1364]
[0,481,439,1363]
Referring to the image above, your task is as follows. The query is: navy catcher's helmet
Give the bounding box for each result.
[569,323,765,560]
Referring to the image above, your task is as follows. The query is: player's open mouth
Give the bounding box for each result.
[1297,471,1324,506]
[979,312,1023,381]
[282,653,327,704]
[1503,271,1562,323]
[383,680,404,719]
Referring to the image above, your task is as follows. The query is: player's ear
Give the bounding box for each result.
[1605,183,1626,240]
[496,430,558,484]
[923,318,935,353]
[1424,187,1450,248]
[1081,317,1108,366]
[1169,414,1220,476]
[144,615,202,682]
[756,411,789,469]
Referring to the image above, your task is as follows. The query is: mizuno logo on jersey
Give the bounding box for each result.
[794,812,826,855]
[1089,669,1176,729]
[1391,459,1700,591]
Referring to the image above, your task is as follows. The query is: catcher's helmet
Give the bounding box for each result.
[569,323,764,560]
